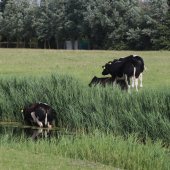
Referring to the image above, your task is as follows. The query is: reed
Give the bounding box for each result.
[0,74,169,143]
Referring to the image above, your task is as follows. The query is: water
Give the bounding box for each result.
[0,122,71,140]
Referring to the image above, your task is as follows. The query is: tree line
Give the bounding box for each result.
[0,0,169,50]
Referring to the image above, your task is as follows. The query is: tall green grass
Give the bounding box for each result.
[0,74,169,143]
[0,132,169,170]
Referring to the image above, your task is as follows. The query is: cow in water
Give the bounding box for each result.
[22,102,56,128]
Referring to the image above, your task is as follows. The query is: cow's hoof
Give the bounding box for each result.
[38,122,43,127]
[48,124,52,129]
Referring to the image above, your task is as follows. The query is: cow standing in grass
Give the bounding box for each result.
[22,102,56,128]
[89,76,128,90]
[102,55,145,91]
[118,55,144,88]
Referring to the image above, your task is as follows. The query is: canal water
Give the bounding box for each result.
[0,122,71,140]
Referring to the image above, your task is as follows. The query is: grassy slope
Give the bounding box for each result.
[0,133,169,170]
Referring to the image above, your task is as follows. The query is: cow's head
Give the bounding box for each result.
[102,63,112,75]
[89,76,97,87]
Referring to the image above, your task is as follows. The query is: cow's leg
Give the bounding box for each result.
[111,76,116,86]
[45,113,48,126]
[31,112,43,127]
[44,113,52,128]
[114,77,117,86]
[125,75,130,92]
[32,129,43,139]
[31,112,37,122]
[139,73,143,87]
[127,77,131,90]
[131,77,135,88]
[132,67,136,88]
[47,122,52,128]
[135,78,139,92]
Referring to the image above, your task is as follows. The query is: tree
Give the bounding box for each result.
[84,0,119,49]
[63,0,85,47]
[0,0,8,12]
[110,0,141,49]
[33,0,55,48]
[0,0,31,47]
[22,1,37,47]
[48,0,67,48]
[0,0,169,50]
[152,0,170,49]
[84,0,141,49]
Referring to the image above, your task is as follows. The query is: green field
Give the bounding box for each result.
[0,49,170,87]
[0,49,169,170]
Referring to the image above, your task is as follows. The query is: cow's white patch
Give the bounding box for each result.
[124,74,130,92]
[131,77,135,88]
[135,78,139,92]
[37,121,43,127]
[31,112,43,127]
[45,113,48,126]
[31,112,37,123]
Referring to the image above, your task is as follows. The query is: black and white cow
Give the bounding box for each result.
[102,55,145,91]
[22,102,56,128]
[102,60,135,91]
[89,76,128,90]
[118,55,144,88]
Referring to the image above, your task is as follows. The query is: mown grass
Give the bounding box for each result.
[0,132,169,170]
[0,141,115,170]
[0,49,170,88]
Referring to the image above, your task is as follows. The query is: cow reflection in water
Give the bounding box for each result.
[32,129,49,140]
[24,128,54,140]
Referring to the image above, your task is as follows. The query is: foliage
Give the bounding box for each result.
[152,2,170,49]
[0,0,169,50]
[0,0,8,12]
[0,0,33,45]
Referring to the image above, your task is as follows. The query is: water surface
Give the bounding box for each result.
[0,122,71,140]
